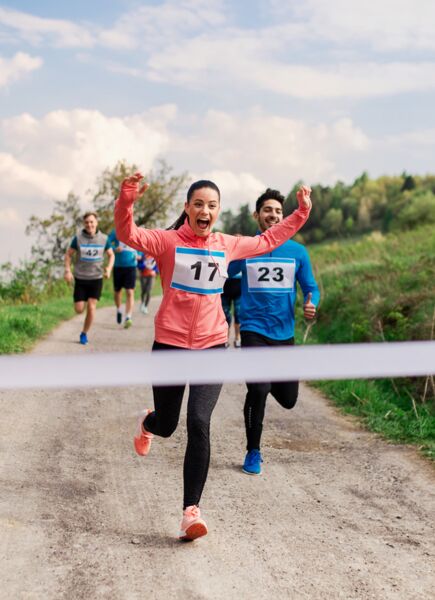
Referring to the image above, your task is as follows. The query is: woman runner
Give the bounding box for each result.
[115,173,312,541]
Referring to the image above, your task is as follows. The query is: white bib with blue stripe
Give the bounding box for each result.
[171,247,227,294]
[246,257,295,293]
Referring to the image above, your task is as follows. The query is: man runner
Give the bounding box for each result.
[64,212,114,345]
[228,188,320,475]
[108,228,139,328]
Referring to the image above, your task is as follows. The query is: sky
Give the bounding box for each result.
[1,0,435,262]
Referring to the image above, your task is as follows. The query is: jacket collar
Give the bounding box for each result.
[177,220,210,245]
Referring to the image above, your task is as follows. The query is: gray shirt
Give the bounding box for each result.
[70,229,109,280]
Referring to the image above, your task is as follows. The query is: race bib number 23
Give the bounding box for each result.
[171,247,227,294]
[247,257,295,293]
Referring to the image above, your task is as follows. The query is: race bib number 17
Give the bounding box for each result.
[171,247,227,294]
[247,257,295,293]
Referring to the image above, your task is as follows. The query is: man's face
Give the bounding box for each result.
[83,215,98,236]
[253,199,283,232]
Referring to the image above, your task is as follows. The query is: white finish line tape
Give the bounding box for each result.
[0,341,434,390]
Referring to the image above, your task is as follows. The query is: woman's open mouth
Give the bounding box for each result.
[197,218,210,231]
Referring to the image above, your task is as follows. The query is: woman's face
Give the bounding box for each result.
[184,187,220,237]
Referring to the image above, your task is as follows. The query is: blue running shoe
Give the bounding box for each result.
[116,311,122,324]
[242,449,263,475]
[79,332,88,345]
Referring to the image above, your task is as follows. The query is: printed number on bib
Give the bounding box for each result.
[247,257,295,293]
[171,247,227,295]
[80,244,105,262]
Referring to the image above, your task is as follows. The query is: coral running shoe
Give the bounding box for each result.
[133,409,153,456]
[179,505,208,541]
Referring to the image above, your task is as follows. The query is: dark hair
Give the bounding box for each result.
[167,179,221,230]
[255,188,285,213]
[83,211,98,221]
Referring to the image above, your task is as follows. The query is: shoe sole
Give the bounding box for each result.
[179,522,208,541]
[242,467,261,475]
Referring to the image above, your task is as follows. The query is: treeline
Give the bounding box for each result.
[221,172,435,242]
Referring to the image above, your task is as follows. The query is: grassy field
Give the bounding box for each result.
[295,224,435,458]
[0,277,162,354]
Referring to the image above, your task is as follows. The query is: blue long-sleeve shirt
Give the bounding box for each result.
[228,238,320,340]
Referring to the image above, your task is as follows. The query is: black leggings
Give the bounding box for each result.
[143,341,223,509]
[241,330,299,451]
[140,276,154,306]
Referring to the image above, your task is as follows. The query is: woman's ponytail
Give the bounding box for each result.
[166,210,188,230]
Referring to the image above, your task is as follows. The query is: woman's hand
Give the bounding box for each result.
[121,172,149,202]
[296,185,312,210]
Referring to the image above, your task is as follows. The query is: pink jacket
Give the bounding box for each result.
[115,182,311,349]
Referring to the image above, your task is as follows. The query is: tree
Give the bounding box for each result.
[92,159,188,232]
[26,192,82,269]
[219,204,256,235]
[323,207,343,237]
[26,160,188,275]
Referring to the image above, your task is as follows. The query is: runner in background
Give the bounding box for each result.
[107,229,138,328]
[221,272,242,347]
[64,212,114,345]
[227,188,320,475]
[115,174,312,541]
[137,253,158,314]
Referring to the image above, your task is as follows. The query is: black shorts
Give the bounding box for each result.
[113,266,137,291]
[74,278,103,302]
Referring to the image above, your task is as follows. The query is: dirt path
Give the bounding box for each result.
[0,297,434,599]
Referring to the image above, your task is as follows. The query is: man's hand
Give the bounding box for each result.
[104,267,112,279]
[64,270,73,284]
[296,185,312,210]
[121,172,149,202]
[303,292,316,320]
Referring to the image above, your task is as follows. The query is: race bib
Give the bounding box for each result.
[171,247,227,294]
[79,244,105,262]
[246,257,295,293]
[145,257,156,270]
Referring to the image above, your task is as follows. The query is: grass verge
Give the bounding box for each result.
[0,276,161,354]
[295,225,435,459]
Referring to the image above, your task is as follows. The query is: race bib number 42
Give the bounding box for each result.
[171,247,227,294]
[80,244,105,262]
[246,257,295,293]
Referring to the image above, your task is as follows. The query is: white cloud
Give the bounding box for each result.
[0,207,22,225]
[0,7,94,48]
[1,107,176,200]
[270,0,435,51]
[165,109,370,194]
[98,0,227,50]
[0,106,178,263]
[146,28,435,98]
[0,152,70,198]
[0,52,42,88]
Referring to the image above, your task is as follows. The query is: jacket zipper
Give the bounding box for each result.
[187,287,202,347]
